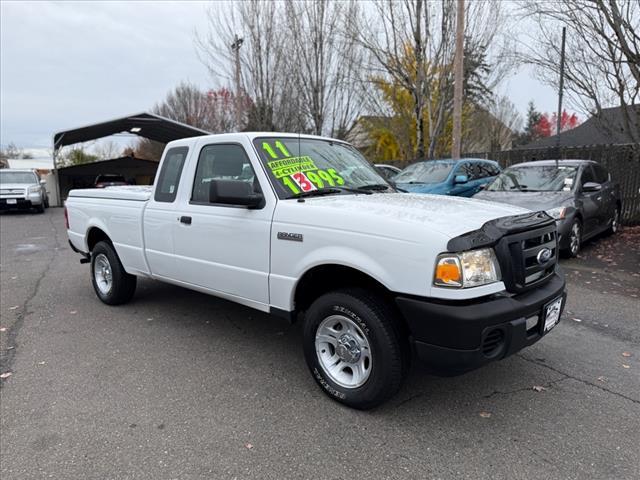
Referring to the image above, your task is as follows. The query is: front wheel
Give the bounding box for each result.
[91,241,137,305]
[606,206,620,235]
[564,219,582,258]
[303,288,408,409]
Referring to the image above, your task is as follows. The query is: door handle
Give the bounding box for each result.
[179,216,192,225]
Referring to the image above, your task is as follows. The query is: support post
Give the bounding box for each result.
[451,0,465,160]
[231,34,244,132]
[555,26,567,167]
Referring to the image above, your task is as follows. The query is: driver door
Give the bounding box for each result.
[171,141,275,307]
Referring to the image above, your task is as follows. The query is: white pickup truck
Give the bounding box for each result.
[66,133,566,409]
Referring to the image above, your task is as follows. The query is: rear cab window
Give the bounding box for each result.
[154,146,189,202]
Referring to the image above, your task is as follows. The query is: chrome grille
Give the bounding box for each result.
[0,188,25,195]
[495,223,558,293]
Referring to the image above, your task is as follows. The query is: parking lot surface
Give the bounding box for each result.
[1,209,639,479]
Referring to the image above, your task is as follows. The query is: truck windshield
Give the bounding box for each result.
[253,137,389,199]
[394,162,454,184]
[486,166,578,192]
[0,171,38,184]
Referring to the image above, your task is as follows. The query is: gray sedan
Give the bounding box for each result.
[474,160,621,257]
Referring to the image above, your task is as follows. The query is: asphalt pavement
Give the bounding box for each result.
[1,208,639,479]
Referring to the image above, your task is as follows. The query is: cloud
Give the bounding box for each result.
[1,1,214,148]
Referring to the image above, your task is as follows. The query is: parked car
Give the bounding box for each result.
[474,160,621,257]
[66,133,565,409]
[0,169,48,213]
[374,163,402,181]
[394,158,500,197]
[94,174,128,188]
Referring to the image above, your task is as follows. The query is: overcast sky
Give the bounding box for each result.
[1,0,558,153]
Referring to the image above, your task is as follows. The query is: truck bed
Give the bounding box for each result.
[66,186,152,276]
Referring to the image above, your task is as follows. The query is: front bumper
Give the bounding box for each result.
[555,217,574,250]
[396,272,566,376]
[0,198,35,210]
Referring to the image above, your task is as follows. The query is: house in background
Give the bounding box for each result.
[523,104,639,149]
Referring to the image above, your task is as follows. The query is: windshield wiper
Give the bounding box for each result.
[358,183,392,191]
[292,186,373,199]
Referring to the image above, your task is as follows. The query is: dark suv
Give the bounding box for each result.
[474,160,621,257]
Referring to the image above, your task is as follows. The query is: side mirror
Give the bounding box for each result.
[454,174,468,184]
[209,179,263,208]
[477,183,486,190]
[582,182,602,193]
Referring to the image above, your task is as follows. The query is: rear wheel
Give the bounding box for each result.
[91,241,137,305]
[303,288,408,410]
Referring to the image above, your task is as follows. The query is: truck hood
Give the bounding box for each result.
[473,190,574,212]
[298,193,530,239]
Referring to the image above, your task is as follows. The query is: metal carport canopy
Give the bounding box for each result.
[51,112,211,206]
[53,112,211,151]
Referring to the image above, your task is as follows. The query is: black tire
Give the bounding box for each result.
[303,288,408,410]
[90,241,137,305]
[44,197,49,209]
[35,203,45,213]
[605,206,621,236]
[563,218,582,258]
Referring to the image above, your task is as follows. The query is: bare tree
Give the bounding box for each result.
[0,142,33,166]
[196,1,304,132]
[464,96,522,152]
[283,0,366,137]
[93,140,122,160]
[152,81,213,131]
[521,0,639,143]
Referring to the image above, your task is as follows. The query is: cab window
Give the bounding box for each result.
[191,144,259,204]
[580,165,596,186]
[592,164,609,183]
[154,147,189,203]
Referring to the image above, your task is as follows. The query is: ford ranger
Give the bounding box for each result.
[66,133,566,409]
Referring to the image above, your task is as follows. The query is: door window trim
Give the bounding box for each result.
[188,142,265,209]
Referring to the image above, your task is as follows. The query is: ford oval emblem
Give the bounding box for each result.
[537,248,552,264]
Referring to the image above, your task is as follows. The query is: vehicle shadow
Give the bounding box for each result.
[127,277,560,422]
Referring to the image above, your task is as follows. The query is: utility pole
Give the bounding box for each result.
[451,0,465,160]
[231,34,244,131]
[555,26,567,167]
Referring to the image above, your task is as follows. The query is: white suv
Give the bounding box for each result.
[0,169,49,213]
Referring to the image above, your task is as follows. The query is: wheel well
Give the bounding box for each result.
[294,264,398,313]
[86,227,110,252]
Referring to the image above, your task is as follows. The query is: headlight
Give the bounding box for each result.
[28,186,41,194]
[546,206,568,220]
[434,248,501,288]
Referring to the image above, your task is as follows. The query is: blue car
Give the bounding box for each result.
[394,158,501,197]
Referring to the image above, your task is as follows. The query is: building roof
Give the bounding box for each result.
[7,157,54,170]
[53,112,211,151]
[523,104,639,149]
